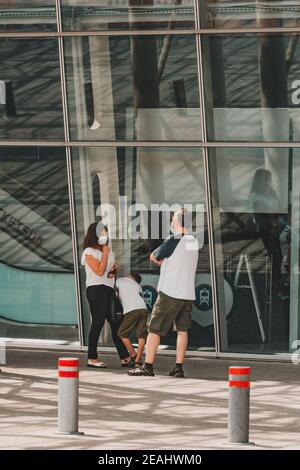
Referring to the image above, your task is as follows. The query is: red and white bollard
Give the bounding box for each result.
[228,366,251,443]
[58,358,83,435]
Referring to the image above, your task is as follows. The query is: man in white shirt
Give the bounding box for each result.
[117,273,148,367]
[129,208,199,378]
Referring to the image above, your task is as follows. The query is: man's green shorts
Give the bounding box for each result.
[118,308,148,340]
[148,292,193,337]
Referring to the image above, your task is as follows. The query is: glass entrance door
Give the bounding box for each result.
[71,146,216,353]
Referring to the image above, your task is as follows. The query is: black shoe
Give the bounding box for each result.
[121,356,137,368]
[169,366,184,378]
[128,364,155,377]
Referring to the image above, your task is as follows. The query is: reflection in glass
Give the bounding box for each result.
[202,34,300,142]
[210,147,300,354]
[0,147,78,343]
[64,35,201,141]
[0,39,64,140]
[201,0,300,28]
[71,146,214,351]
[61,0,195,31]
[0,1,57,32]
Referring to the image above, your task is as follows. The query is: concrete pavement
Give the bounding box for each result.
[0,348,300,450]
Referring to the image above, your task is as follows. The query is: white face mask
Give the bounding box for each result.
[170,224,183,237]
[98,235,108,245]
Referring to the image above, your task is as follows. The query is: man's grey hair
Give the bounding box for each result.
[173,208,192,229]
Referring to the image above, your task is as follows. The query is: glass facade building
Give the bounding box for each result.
[1,0,300,359]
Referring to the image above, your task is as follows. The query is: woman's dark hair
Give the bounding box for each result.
[82,222,108,250]
[250,169,272,196]
[130,272,142,284]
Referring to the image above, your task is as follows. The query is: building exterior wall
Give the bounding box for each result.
[0,1,300,359]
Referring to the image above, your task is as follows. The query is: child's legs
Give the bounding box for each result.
[120,337,135,357]
[118,312,138,358]
[135,309,149,363]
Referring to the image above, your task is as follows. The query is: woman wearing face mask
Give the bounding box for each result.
[81,222,130,368]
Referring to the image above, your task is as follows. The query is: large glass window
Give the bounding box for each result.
[64,35,202,141]
[0,147,78,343]
[0,39,64,140]
[0,1,57,32]
[202,34,300,142]
[71,146,215,352]
[201,1,300,28]
[209,147,300,355]
[61,0,195,31]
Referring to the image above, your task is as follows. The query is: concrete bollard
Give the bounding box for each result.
[228,366,251,444]
[58,357,83,435]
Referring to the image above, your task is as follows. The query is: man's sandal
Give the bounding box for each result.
[127,365,155,376]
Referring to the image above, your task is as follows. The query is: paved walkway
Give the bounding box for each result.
[0,349,300,450]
